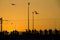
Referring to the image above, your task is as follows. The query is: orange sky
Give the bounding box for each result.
[0,0,60,32]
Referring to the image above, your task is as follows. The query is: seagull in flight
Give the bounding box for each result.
[11,3,15,5]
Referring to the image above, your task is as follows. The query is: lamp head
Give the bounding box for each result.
[34,11,39,14]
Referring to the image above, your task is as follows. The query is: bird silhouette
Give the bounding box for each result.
[11,3,15,5]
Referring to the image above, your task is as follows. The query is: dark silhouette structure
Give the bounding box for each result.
[28,2,30,31]
[32,11,38,30]
[0,17,9,32]
[0,29,60,40]
[0,17,2,32]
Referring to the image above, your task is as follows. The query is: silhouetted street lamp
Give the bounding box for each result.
[32,11,39,30]
[0,17,9,32]
[0,17,2,32]
[27,1,30,31]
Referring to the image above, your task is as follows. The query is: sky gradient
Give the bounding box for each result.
[0,0,60,32]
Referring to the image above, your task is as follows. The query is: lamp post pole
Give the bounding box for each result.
[32,11,38,30]
[28,2,30,31]
[0,17,2,32]
[1,18,2,32]
[32,12,34,30]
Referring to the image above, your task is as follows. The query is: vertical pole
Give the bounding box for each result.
[55,19,57,29]
[28,2,30,31]
[1,17,2,32]
[32,12,34,30]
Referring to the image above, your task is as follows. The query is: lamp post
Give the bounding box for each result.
[32,12,34,30]
[28,2,30,31]
[0,17,2,32]
[32,11,39,30]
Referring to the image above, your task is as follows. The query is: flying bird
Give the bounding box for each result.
[11,3,15,5]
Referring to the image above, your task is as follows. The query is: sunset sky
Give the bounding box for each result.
[0,0,60,32]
